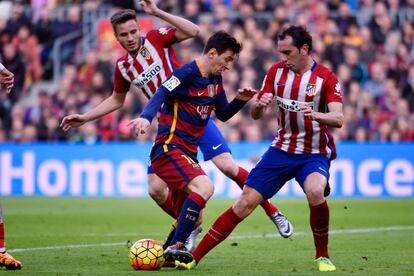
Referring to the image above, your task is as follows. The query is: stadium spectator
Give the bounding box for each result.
[0,0,413,143]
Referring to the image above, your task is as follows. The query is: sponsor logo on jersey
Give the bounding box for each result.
[132,62,161,87]
[276,96,314,112]
[196,105,209,119]
[306,83,317,96]
[163,75,181,91]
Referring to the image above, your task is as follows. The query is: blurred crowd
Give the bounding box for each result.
[0,0,414,144]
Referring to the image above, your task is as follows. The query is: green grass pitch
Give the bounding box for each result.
[2,198,414,275]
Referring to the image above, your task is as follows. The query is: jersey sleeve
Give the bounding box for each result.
[258,64,277,98]
[324,72,343,103]
[146,27,177,48]
[113,62,131,94]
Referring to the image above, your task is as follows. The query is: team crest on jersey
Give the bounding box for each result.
[207,84,215,97]
[306,83,317,96]
[140,48,151,60]
[163,75,181,91]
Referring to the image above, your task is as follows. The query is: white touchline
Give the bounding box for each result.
[9,226,414,253]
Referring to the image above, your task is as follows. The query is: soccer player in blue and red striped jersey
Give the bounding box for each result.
[128,31,256,263]
[61,2,293,250]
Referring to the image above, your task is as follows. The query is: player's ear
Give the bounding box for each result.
[207,48,218,59]
[301,44,309,55]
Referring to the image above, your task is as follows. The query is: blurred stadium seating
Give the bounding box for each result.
[0,0,413,143]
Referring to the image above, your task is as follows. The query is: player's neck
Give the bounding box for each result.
[195,57,210,77]
[296,56,315,75]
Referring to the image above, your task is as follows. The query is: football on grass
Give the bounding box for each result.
[129,239,165,270]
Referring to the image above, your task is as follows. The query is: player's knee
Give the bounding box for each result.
[197,182,215,200]
[305,185,325,205]
[148,178,167,204]
[213,155,238,177]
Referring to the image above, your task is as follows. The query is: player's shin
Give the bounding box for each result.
[310,200,330,258]
[169,192,206,246]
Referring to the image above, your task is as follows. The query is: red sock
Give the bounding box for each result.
[232,167,278,216]
[0,223,5,250]
[232,166,249,188]
[192,207,243,264]
[261,200,279,216]
[159,189,177,219]
[310,201,330,258]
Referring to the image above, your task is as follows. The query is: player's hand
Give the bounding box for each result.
[139,0,159,16]
[0,67,14,94]
[255,92,273,107]
[60,114,87,132]
[236,87,257,101]
[128,117,151,135]
[299,103,318,120]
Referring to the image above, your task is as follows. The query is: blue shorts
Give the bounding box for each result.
[147,119,230,173]
[198,119,231,161]
[245,147,330,199]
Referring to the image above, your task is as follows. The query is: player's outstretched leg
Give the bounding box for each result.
[213,154,293,238]
[0,251,22,270]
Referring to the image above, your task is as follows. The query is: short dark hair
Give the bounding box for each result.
[203,31,242,55]
[110,9,136,33]
[278,26,313,53]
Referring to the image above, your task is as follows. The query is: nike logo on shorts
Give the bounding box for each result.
[318,167,327,173]
[212,144,222,150]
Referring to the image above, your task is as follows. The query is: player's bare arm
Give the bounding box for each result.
[60,92,126,131]
[251,92,273,120]
[139,0,199,41]
[300,102,343,128]
[0,66,14,94]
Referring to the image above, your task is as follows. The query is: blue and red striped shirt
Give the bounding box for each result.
[141,59,246,161]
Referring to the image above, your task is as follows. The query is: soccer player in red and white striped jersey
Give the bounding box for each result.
[176,26,343,272]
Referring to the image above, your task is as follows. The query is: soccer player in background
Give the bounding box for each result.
[176,25,343,272]
[0,62,23,270]
[60,0,292,251]
[128,30,256,263]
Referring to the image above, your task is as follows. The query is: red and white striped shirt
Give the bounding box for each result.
[259,61,342,160]
[113,27,180,99]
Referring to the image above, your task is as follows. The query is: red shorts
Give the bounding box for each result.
[151,148,206,192]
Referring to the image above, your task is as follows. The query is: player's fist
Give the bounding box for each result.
[128,117,151,135]
[255,92,273,107]
[139,0,159,15]
[60,114,87,131]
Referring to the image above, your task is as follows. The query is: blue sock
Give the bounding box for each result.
[170,192,206,245]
